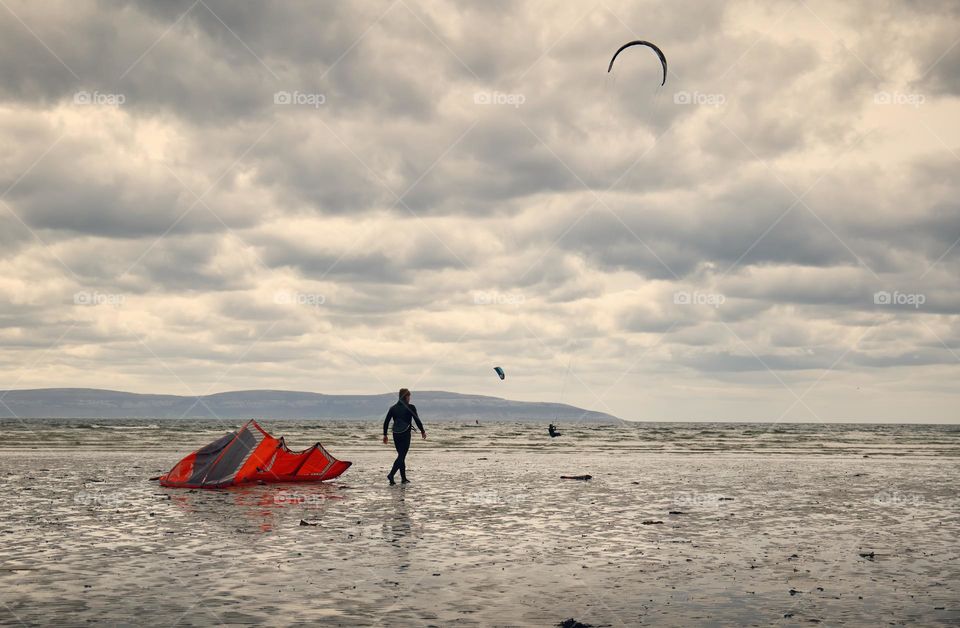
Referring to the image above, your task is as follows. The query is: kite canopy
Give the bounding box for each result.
[494,366,505,380]
[607,40,668,86]
[159,420,351,488]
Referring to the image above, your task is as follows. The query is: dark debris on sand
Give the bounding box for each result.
[558,619,592,628]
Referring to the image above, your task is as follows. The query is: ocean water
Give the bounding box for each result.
[1,418,958,456]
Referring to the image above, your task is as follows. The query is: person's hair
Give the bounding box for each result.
[399,388,410,400]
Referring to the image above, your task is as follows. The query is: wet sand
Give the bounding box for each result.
[1,441,957,626]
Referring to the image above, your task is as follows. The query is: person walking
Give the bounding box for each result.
[383,388,426,484]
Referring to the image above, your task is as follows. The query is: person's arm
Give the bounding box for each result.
[411,404,426,439]
[383,407,392,443]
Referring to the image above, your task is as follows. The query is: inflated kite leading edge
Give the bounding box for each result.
[159,419,351,488]
[607,40,668,86]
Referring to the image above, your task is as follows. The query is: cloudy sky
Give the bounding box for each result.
[0,0,958,422]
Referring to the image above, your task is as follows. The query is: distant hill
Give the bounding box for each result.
[0,388,620,422]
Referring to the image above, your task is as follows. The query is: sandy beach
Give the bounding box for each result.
[1,421,957,626]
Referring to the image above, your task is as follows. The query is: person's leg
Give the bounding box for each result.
[395,430,411,481]
[389,430,411,482]
[388,433,401,482]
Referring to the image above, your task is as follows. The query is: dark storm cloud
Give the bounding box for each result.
[0,0,451,123]
[554,182,855,279]
[914,26,960,96]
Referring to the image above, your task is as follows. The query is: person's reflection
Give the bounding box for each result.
[383,490,418,573]
[388,492,413,543]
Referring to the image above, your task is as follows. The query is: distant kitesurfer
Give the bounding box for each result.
[548,423,562,438]
[383,388,426,485]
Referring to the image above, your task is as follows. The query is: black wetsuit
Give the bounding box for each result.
[384,401,424,481]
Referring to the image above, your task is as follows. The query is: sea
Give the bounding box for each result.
[2,418,958,456]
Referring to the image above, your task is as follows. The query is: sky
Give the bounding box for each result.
[0,0,958,422]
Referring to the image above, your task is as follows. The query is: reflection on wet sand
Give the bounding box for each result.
[165,483,348,534]
[384,490,414,547]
